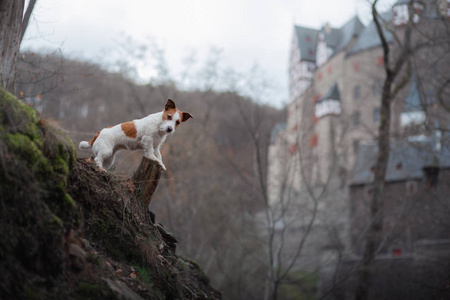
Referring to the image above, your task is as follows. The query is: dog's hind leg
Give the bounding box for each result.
[94,148,113,171]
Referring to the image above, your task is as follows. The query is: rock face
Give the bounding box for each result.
[0,89,221,300]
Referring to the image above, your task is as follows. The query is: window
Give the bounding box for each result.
[377,56,384,66]
[353,111,361,126]
[423,166,440,188]
[392,248,403,257]
[289,143,299,155]
[81,103,89,118]
[425,91,436,106]
[373,80,383,96]
[373,107,380,122]
[310,134,318,147]
[353,140,359,156]
[353,85,361,100]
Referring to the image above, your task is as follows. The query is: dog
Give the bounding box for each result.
[79,99,192,171]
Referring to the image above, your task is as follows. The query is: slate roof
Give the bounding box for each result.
[323,26,342,50]
[294,25,319,62]
[337,16,365,52]
[294,16,365,62]
[351,138,450,185]
[350,11,393,54]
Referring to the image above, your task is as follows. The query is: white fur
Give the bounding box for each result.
[80,109,184,171]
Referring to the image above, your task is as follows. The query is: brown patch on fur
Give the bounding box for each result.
[163,109,192,129]
[162,108,178,121]
[121,121,137,138]
[88,131,101,146]
[88,125,114,146]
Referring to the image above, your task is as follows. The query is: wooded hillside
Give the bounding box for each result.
[13,52,285,299]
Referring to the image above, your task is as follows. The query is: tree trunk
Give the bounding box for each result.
[132,157,162,207]
[0,0,25,92]
[355,75,392,300]
[354,1,412,299]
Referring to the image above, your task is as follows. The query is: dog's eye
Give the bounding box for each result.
[176,120,180,125]
[167,115,172,120]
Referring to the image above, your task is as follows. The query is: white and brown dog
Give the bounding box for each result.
[79,99,192,171]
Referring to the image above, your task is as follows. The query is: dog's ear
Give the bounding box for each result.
[165,99,176,110]
[182,112,193,122]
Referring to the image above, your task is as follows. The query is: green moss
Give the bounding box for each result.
[0,89,37,123]
[50,213,64,227]
[53,156,70,176]
[2,133,52,174]
[64,193,76,207]
[0,89,43,146]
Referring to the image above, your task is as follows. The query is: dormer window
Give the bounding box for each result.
[438,0,450,17]
[393,0,424,26]
[315,83,342,119]
[401,74,425,128]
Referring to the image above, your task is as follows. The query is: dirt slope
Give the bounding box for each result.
[0,88,221,299]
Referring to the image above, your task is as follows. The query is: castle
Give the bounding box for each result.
[267,0,450,292]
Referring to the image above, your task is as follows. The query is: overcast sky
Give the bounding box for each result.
[22,0,396,108]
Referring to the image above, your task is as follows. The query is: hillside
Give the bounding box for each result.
[0,88,221,299]
[14,52,285,299]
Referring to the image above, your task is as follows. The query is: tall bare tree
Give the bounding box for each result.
[354,1,419,299]
[0,0,36,92]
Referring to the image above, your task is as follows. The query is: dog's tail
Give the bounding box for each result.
[79,141,92,150]
[79,131,100,150]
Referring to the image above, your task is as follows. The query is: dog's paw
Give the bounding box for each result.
[96,165,107,172]
[145,155,166,170]
[145,154,159,162]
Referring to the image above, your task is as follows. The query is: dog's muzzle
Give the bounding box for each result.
[166,126,173,133]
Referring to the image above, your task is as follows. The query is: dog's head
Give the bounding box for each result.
[160,99,193,134]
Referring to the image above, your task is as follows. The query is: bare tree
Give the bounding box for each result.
[0,0,36,92]
[353,0,449,298]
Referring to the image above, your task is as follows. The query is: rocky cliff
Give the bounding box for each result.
[0,88,221,299]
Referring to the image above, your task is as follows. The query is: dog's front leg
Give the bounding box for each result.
[154,141,166,171]
[141,136,158,161]
[142,136,166,170]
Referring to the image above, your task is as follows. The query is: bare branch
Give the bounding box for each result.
[20,0,37,45]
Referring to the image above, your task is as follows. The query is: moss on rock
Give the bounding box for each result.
[0,88,79,299]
